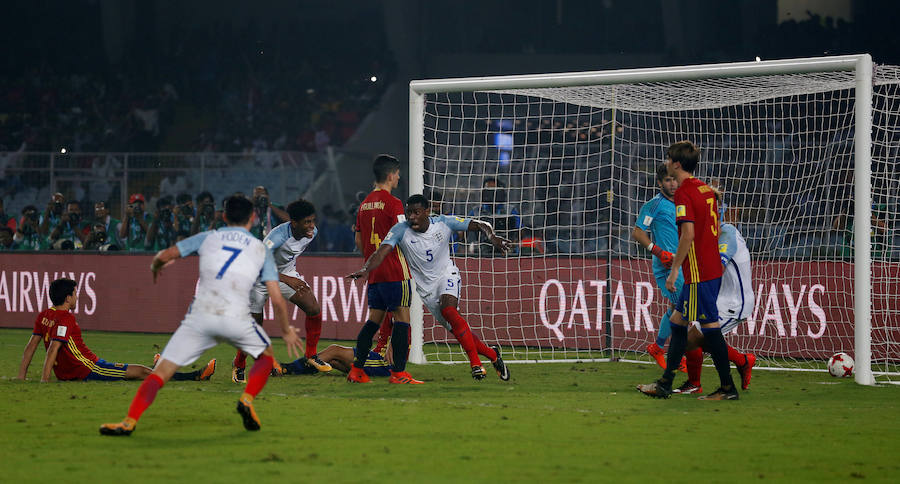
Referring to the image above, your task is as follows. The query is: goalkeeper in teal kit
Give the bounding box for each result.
[632,163,686,371]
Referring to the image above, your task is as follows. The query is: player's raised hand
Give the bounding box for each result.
[282,325,304,360]
[490,234,513,253]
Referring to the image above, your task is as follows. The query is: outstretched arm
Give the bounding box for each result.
[151,246,182,283]
[346,244,394,280]
[467,219,512,253]
[17,335,42,380]
[41,340,63,382]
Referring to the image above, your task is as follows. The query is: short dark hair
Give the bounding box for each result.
[667,141,700,173]
[50,278,77,306]
[196,191,213,203]
[656,163,670,182]
[176,193,192,205]
[22,205,38,214]
[406,194,429,209]
[224,195,253,225]
[373,154,401,183]
[66,200,80,209]
[287,199,316,221]
[157,196,173,209]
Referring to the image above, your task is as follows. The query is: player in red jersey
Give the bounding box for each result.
[17,278,215,382]
[638,141,739,401]
[347,154,421,384]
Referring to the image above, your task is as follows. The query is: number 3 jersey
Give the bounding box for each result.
[176,227,278,319]
[355,189,411,283]
[382,215,470,291]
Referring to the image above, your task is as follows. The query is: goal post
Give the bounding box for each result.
[409,54,898,385]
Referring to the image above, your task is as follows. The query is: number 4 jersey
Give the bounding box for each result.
[356,189,411,283]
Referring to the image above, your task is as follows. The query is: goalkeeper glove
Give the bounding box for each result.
[649,244,674,269]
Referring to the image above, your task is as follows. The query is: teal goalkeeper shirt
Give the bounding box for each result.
[635,193,679,279]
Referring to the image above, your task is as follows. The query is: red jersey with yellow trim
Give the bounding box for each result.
[32,308,96,381]
[356,189,411,283]
[674,176,723,283]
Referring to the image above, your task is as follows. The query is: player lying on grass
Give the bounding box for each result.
[671,194,756,395]
[232,199,331,383]
[17,277,215,383]
[348,194,511,381]
[278,343,397,378]
[99,196,303,436]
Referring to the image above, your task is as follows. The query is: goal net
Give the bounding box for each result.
[408,55,900,385]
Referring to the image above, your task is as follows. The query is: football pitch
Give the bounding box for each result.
[1,328,898,483]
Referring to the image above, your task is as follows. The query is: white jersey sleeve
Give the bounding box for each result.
[437,214,471,232]
[382,221,409,247]
[176,231,212,256]
[266,222,316,274]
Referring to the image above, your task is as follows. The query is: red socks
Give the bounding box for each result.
[373,313,393,354]
[233,350,247,369]
[440,306,495,366]
[305,312,322,357]
[127,373,164,422]
[685,348,703,387]
[244,354,274,398]
[726,344,746,366]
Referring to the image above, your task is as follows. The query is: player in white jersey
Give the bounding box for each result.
[672,195,757,395]
[232,199,332,383]
[100,196,302,436]
[348,194,512,381]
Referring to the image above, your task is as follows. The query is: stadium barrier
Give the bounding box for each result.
[3,252,897,360]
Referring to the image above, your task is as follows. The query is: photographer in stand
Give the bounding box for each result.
[249,186,288,240]
[84,222,119,251]
[39,192,66,239]
[146,196,179,251]
[49,200,88,250]
[14,205,48,250]
[191,191,217,235]
[119,193,151,251]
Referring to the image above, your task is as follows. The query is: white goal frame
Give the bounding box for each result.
[408,54,875,385]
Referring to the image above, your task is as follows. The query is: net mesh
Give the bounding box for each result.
[418,63,900,382]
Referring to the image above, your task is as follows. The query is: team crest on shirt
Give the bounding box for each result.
[435,232,444,242]
[676,205,686,217]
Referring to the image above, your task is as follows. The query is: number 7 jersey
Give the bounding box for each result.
[356,189,411,283]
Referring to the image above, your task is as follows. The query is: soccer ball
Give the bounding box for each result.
[827,352,854,378]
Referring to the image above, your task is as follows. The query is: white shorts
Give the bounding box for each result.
[419,264,462,331]
[160,312,271,367]
[249,271,300,314]
[689,316,741,335]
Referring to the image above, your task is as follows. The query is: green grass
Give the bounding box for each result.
[1,328,898,483]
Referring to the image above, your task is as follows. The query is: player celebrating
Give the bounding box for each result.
[348,154,420,384]
[99,196,303,436]
[673,192,756,394]
[17,278,215,383]
[637,141,738,400]
[348,194,511,381]
[232,199,330,383]
[632,163,686,372]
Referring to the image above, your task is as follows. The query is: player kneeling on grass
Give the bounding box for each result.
[347,194,511,381]
[99,196,303,436]
[232,199,331,384]
[17,278,215,383]
[671,194,756,395]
